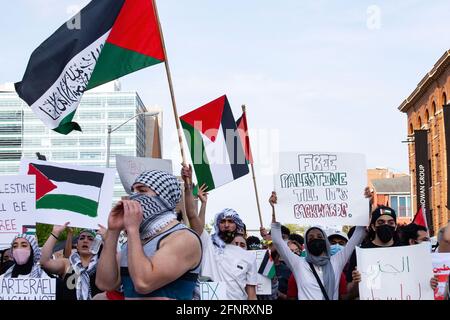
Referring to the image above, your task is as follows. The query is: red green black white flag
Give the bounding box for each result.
[15,0,165,135]
[236,111,254,164]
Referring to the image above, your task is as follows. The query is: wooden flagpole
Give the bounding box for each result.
[241,105,264,228]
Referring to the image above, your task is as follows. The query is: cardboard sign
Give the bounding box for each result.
[249,250,272,295]
[199,281,227,300]
[274,152,368,226]
[357,244,435,300]
[115,155,173,194]
[0,277,56,300]
[19,159,115,229]
[432,253,450,300]
[0,176,36,249]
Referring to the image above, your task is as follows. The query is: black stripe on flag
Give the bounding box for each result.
[258,250,270,274]
[15,0,125,105]
[221,98,249,180]
[32,163,104,188]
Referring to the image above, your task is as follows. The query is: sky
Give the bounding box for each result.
[1,0,450,231]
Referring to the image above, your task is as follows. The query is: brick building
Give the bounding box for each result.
[398,50,450,233]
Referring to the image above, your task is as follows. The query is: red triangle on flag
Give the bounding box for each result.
[28,164,57,200]
[412,206,428,228]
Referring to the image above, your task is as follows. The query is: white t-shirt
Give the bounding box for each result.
[200,231,257,300]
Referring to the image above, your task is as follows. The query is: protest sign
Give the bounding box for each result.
[115,155,173,194]
[199,281,227,300]
[19,159,115,229]
[249,250,272,295]
[0,175,36,249]
[274,152,368,226]
[0,277,56,300]
[356,243,434,300]
[432,253,450,300]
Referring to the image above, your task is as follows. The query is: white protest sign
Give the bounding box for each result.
[431,253,450,300]
[0,277,56,300]
[0,176,36,249]
[115,155,173,194]
[19,159,115,229]
[274,152,368,226]
[249,250,272,295]
[199,281,227,300]
[357,244,435,300]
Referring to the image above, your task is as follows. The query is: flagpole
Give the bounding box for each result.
[242,105,264,228]
[152,0,188,168]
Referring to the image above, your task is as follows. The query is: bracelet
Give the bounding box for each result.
[50,233,59,240]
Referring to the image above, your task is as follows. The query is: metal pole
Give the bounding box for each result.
[106,125,111,168]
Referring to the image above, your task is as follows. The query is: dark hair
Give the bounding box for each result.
[246,236,261,250]
[281,225,291,237]
[289,233,304,245]
[399,223,428,245]
[176,210,183,222]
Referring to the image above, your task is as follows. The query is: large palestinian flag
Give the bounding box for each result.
[180,95,249,191]
[15,0,165,134]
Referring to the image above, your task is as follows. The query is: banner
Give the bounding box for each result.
[274,152,368,226]
[199,281,227,300]
[414,130,432,234]
[443,104,450,212]
[115,155,173,194]
[0,277,56,300]
[356,243,434,300]
[19,159,115,229]
[249,250,272,295]
[0,176,36,249]
[432,253,450,300]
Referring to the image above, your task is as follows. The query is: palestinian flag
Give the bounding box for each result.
[258,250,276,279]
[15,0,165,135]
[27,163,104,218]
[236,110,254,164]
[180,95,249,191]
[22,226,37,236]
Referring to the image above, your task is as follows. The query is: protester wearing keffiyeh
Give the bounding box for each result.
[69,251,98,300]
[211,208,245,252]
[3,234,43,278]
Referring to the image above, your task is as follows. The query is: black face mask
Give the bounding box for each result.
[307,239,327,256]
[375,225,396,243]
[219,230,237,244]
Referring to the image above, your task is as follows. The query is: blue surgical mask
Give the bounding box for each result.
[330,244,344,256]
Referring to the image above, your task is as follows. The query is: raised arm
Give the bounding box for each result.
[332,226,366,272]
[40,223,70,277]
[181,164,204,235]
[63,227,73,259]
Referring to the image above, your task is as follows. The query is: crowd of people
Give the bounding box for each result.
[0,167,450,301]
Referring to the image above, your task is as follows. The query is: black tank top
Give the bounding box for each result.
[56,266,101,300]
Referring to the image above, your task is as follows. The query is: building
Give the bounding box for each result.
[0,81,162,201]
[398,50,450,233]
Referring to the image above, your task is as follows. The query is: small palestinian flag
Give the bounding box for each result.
[180,95,249,191]
[15,0,165,135]
[22,225,37,236]
[258,250,276,279]
[27,163,104,218]
[236,110,254,164]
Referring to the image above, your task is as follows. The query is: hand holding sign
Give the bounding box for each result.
[269,192,277,223]
[52,222,70,238]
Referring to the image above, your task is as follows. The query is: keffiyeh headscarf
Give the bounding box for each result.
[3,234,43,278]
[131,170,181,240]
[69,252,98,300]
[212,208,245,251]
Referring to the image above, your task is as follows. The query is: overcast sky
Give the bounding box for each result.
[1,1,450,230]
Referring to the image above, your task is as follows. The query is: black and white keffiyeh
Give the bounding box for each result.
[69,252,98,300]
[212,208,245,251]
[3,234,43,278]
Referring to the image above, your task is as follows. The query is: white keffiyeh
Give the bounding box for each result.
[69,252,98,300]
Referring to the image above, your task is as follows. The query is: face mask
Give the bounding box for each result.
[330,244,344,256]
[219,230,237,244]
[13,248,31,265]
[307,239,326,256]
[375,225,396,243]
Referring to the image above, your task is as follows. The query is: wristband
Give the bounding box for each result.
[51,233,59,240]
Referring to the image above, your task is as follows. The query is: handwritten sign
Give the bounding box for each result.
[0,277,56,300]
[19,159,115,229]
[199,281,227,300]
[432,253,450,300]
[0,176,36,249]
[356,244,434,300]
[115,155,173,194]
[249,250,272,295]
[274,152,368,226]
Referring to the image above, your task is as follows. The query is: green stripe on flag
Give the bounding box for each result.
[37,194,98,217]
[87,42,163,90]
[267,265,276,279]
[181,120,215,191]
[53,111,82,135]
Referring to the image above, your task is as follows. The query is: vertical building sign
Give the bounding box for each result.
[443,104,450,216]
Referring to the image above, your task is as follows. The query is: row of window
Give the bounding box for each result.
[409,92,447,133]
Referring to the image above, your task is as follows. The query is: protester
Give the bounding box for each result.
[95,169,202,300]
[233,234,248,250]
[436,223,450,253]
[399,223,430,247]
[246,236,262,250]
[289,233,305,255]
[0,248,13,275]
[2,234,45,278]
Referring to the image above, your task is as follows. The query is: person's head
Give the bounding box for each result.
[369,206,398,244]
[305,227,330,257]
[76,230,96,256]
[437,225,450,252]
[10,234,40,267]
[400,223,429,246]
[246,236,262,250]
[2,249,12,263]
[287,240,302,256]
[289,233,304,246]
[233,234,247,250]
[281,225,291,241]
[327,230,349,256]
[213,209,245,244]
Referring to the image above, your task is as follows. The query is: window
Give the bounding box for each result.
[409,123,414,135]
[425,109,430,123]
[443,92,448,106]
[432,102,436,116]
[389,195,411,217]
[418,116,422,128]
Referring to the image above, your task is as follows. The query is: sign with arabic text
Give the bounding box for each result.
[432,253,450,300]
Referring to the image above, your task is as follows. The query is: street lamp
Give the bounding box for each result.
[106,111,159,168]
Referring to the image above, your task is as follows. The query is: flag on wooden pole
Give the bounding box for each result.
[236,110,254,164]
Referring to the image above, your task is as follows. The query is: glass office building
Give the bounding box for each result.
[0,82,157,201]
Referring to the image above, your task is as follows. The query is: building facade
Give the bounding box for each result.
[0,81,161,201]
[399,50,450,233]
